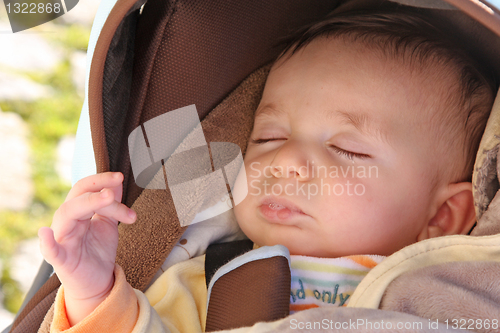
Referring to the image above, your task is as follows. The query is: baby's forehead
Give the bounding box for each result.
[266,37,460,112]
[257,43,462,147]
[276,35,460,84]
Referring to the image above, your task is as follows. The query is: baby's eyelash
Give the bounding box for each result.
[250,140,370,160]
[250,138,285,144]
[329,145,371,160]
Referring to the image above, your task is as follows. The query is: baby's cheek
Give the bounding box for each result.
[340,180,390,221]
[339,176,376,204]
[233,198,248,223]
[233,205,251,235]
[235,212,264,246]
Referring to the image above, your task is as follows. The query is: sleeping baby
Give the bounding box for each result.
[38,7,496,332]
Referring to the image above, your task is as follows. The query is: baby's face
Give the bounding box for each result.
[233,37,453,257]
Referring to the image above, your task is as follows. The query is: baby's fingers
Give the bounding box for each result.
[52,189,135,242]
[55,189,117,226]
[66,172,123,202]
[38,227,65,267]
[94,195,136,225]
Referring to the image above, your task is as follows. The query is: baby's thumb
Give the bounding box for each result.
[38,227,62,266]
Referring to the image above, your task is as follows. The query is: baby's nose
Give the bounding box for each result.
[270,165,310,180]
[268,139,316,181]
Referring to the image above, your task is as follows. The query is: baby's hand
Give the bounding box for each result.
[38,172,136,326]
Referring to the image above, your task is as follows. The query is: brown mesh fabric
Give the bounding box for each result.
[102,5,144,175]
[115,0,339,207]
[10,274,60,333]
[205,256,291,332]
[88,0,145,175]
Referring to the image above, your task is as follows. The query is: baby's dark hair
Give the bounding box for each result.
[277,7,497,183]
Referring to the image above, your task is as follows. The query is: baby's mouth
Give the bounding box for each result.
[267,202,293,218]
[268,202,286,210]
[258,196,309,222]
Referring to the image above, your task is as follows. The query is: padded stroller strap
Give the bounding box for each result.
[204,239,254,287]
[205,245,291,332]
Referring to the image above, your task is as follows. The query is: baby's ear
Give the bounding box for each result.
[418,182,476,241]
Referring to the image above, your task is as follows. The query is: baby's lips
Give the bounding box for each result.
[259,195,308,215]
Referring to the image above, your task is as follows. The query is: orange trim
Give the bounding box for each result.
[289,303,320,312]
[347,255,378,269]
[51,264,138,332]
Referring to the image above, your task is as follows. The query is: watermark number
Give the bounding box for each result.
[6,2,61,14]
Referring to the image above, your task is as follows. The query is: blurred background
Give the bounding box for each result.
[0,0,99,329]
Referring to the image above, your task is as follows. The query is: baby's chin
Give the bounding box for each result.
[287,247,340,258]
[254,236,388,258]
[251,238,340,258]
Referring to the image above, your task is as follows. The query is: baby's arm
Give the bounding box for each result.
[38,172,136,326]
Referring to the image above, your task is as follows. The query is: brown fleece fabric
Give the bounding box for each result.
[115,64,270,291]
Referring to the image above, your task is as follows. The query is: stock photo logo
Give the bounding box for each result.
[3,0,78,32]
[128,105,248,227]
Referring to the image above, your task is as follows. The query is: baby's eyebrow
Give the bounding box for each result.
[254,105,390,144]
[332,110,390,144]
[254,103,284,119]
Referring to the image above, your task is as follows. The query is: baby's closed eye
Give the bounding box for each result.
[250,137,287,144]
[328,145,371,160]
